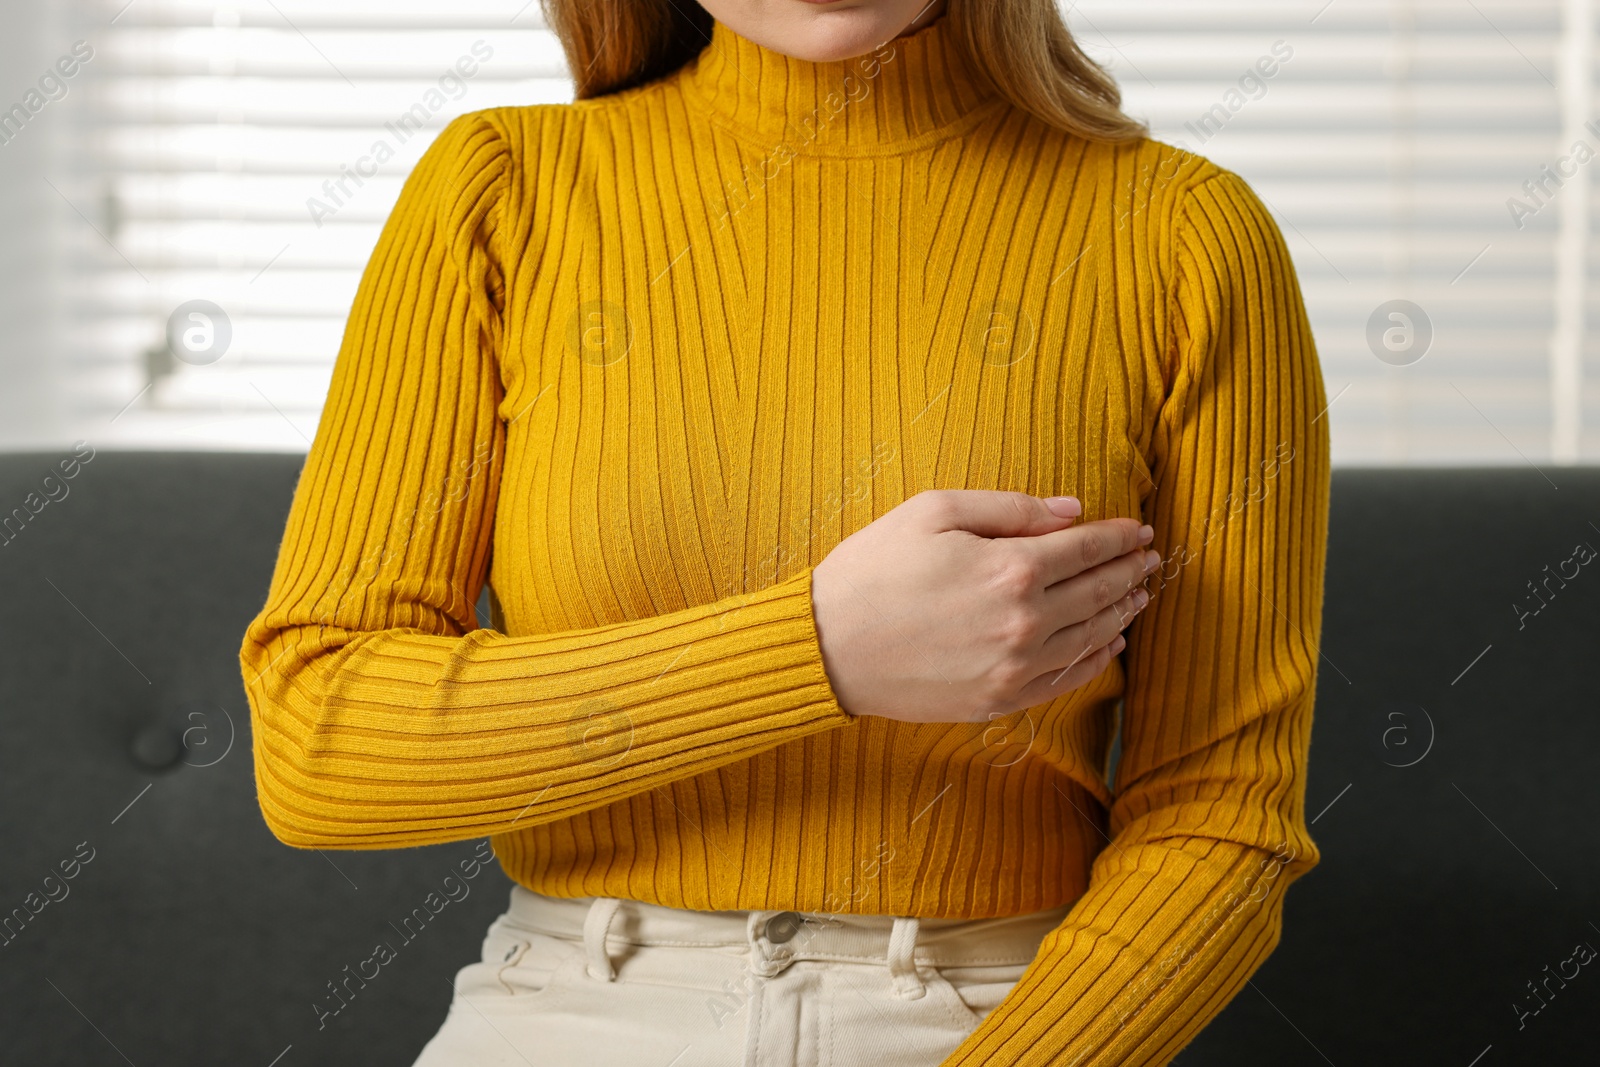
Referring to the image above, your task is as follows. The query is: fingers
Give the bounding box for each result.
[1031,586,1149,690]
[1012,634,1121,709]
[1015,516,1150,588]
[976,549,1153,719]
[1004,579,1145,713]
[1035,537,1159,632]
[912,489,1081,539]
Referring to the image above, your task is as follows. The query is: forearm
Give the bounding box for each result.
[938,835,1306,1066]
[242,566,853,849]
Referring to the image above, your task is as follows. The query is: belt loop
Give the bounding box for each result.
[886,917,924,999]
[746,910,765,951]
[584,897,623,981]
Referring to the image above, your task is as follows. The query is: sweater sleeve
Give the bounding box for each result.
[939,168,1331,1066]
[238,110,854,852]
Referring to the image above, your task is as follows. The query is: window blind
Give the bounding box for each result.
[56,0,1597,462]
[1066,0,1597,464]
[60,0,569,450]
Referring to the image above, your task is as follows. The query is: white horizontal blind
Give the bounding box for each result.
[1066,0,1597,464]
[58,0,1598,461]
[60,0,570,450]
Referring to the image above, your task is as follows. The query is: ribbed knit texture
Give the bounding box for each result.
[239,15,1331,1065]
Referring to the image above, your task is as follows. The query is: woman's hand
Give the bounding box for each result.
[810,490,1158,724]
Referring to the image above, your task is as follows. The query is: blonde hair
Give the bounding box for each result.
[538,0,1148,143]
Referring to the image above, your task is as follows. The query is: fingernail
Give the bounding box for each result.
[1110,634,1126,654]
[1142,550,1160,572]
[1044,496,1081,518]
[1137,524,1154,545]
[1132,588,1150,609]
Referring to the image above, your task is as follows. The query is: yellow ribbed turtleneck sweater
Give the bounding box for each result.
[239,15,1330,1066]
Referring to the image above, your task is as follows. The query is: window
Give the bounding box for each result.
[1067,0,1597,464]
[54,0,567,450]
[31,0,1600,461]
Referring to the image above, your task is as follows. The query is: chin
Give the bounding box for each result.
[736,4,908,63]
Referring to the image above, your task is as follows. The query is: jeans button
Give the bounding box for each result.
[764,911,804,944]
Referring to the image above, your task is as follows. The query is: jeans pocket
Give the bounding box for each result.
[924,961,1032,1027]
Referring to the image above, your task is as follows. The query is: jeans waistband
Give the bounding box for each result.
[500,885,1072,990]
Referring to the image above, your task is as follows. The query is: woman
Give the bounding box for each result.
[238,0,1330,1063]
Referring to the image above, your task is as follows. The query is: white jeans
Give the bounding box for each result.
[411,886,1072,1066]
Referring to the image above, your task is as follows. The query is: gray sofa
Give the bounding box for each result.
[1,451,1595,1065]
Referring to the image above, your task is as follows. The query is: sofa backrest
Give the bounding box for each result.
[0,452,1595,1064]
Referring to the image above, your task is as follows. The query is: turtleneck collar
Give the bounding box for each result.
[678,14,1005,155]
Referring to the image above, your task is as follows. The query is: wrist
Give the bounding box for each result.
[808,562,859,718]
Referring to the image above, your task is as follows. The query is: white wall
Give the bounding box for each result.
[0,0,68,451]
